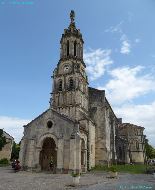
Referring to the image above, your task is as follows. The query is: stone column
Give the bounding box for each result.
[69,138,76,171]
[80,44,82,58]
[34,147,41,171]
[64,43,67,57]
[26,139,35,170]
[126,153,130,163]
[75,136,81,173]
[77,43,80,58]
[19,138,26,167]
[57,138,64,173]
[125,149,130,164]
[70,40,74,56]
[60,46,62,58]
[83,148,87,172]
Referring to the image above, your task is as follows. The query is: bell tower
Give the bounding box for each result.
[50,10,89,120]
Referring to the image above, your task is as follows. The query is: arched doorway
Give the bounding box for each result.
[39,137,57,172]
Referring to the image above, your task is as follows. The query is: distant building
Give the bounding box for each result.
[0,130,14,160]
[116,122,146,164]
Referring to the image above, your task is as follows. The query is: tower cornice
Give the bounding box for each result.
[60,31,84,44]
[58,57,86,68]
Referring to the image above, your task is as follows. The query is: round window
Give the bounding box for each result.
[47,121,53,129]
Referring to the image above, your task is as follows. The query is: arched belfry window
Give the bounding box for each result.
[74,41,77,57]
[69,78,74,90]
[58,80,62,91]
[67,40,69,56]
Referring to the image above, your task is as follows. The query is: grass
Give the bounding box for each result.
[92,164,147,174]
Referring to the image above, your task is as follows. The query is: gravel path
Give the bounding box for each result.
[0,167,154,190]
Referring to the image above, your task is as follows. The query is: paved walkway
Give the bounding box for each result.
[0,166,154,190]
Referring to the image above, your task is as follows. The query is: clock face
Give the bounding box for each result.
[64,65,70,72]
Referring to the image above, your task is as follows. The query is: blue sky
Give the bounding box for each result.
[0,0,155,146]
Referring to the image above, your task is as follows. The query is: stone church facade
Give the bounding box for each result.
[19,11,146,173]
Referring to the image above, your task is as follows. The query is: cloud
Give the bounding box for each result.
[105,23,132,55]
[114,102,155,147]
[135,38,141,43]
[97,65,155,146]
[105,22,141,55]
[84,48,113,81]
[0,116,30,143]
[120,40,131,54]
[120,34,131,55]
[98,66,155,105]
[104,21,124,34]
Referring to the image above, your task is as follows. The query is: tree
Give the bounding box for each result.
[11,142,20,159]
[0,129,7,151]
[145,141,155,159]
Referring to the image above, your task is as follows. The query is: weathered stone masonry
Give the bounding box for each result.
[19,11,146,173]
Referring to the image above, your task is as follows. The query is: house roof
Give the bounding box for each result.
[2,130,14,140]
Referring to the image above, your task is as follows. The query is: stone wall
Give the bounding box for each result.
[0,132,14,161]
[88,87,118,165]
[88,120,95,169]
[88,87,106,165]
[117,123,146,164]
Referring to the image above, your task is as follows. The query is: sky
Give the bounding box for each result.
[0,0,155,147]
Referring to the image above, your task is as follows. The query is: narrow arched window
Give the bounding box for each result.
[58,80,62,91]
[119,147,123,159]
[81,139,85,165]
[67,40,69,56]
[69,78,74,90]
[74,41,77,56]
[136,142,139,150]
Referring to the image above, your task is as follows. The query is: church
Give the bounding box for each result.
[19,11,146,173]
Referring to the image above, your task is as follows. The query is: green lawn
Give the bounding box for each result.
[92,164,147,174]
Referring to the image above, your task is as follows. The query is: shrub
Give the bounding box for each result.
[146,166,155,174]
[0,158,9,165]
[108,166,117,172]
[11,142,20,159]
[71,172,81,177]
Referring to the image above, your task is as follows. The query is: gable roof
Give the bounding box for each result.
[24,108,77,128]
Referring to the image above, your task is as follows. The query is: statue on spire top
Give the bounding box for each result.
[70,10,75,23]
